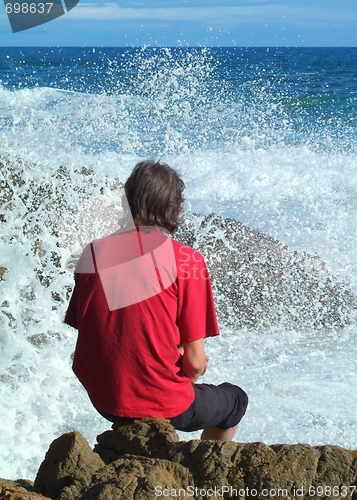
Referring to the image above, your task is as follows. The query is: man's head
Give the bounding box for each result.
[124,159,185,233]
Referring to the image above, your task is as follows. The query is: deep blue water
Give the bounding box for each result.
[1,47,356,113]
[1,46,357,154]
[1,46,357,96]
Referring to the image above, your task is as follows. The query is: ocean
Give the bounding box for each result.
[1,46,357,481]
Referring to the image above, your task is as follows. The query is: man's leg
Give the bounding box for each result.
[201,424,238,441]
[170,383,248,440]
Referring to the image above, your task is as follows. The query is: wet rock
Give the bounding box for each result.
[176,212,357,330]
[0,267,7,280]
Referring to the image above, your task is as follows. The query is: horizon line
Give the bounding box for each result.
[1,44,357,49]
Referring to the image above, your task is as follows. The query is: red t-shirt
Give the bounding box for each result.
[65,226,219,418]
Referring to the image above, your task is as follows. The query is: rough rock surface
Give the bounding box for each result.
[79,457,193,500]
[0,478,50,499]
[30,419,357,500]
[94,418,180,463]
[34,432,104,500]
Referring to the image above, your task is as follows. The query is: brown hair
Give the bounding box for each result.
[124,159,185,233]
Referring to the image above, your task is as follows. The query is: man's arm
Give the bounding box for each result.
[181,338,209,384]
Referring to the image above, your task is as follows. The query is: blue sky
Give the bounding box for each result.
[1,0,357,47]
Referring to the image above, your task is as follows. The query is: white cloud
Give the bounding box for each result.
[67,3,242,21]
[67,2,357,24]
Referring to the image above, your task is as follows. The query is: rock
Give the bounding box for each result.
[79,457,193,500]
[0,478,50,499]
[0,267,7,280]
[94,418,179,463]
[170,438,245,489]
[34,432,104,500]
[29,420,357,500]
[175,212,357,330]
[167,440,323,494]
[266,443,319,490]
[315,445,357,488]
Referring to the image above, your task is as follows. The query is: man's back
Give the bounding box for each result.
[65,227,219,418]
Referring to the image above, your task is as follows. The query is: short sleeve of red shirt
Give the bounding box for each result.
[173,240,219,344]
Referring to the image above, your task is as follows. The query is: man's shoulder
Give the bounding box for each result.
[171,238,205,262]
[171,238,196,253]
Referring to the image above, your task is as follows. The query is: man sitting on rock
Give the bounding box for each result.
[65,159,248,441]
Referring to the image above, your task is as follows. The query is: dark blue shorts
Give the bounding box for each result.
[170,382,248,432]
